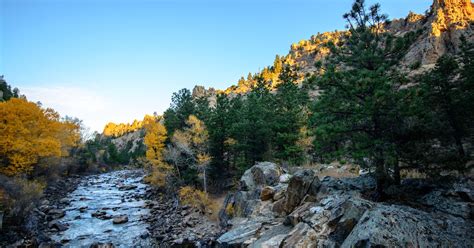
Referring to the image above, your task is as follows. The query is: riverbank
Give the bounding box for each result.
[2,169,223,248]
[144,189,222,247]
[1,174,82,247]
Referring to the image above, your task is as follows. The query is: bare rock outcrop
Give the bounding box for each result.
[217,162,474,247]
[400,0,474,70]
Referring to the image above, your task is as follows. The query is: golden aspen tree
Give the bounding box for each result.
[184,115,210,193]
[143,119,171,187]
[0,98,79,176]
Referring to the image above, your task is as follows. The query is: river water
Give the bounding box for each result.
[50,170,153,247]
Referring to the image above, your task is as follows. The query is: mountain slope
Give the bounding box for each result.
[217,0,474,95]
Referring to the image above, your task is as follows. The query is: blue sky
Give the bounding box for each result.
[1,0,430,132]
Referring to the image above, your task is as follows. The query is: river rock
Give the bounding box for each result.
[112,215,128,224]
[91,210,107,218]
[118,185,137,191]
[47,209,65,220]
[90,242,115,248]
[48,220,68,232]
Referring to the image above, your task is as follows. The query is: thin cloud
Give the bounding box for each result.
[22,86,110,132]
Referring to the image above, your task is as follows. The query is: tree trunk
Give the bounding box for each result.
[375,158,387,201]
[0,211,3,230]
[203,166,207,194]
[447,109,466,159]
[393,160,401,185]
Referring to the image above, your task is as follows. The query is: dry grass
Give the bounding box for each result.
[207,194,226,222]
[179,186,224,222]
[291,161,360,179]
[401,169,427,179]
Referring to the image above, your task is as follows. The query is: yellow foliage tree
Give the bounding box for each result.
[0,98,80,176]
[172,115,210,192]
[143,119,171,187]
[103,114,159,137]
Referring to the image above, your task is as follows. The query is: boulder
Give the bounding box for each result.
[284,169,320,213]
[280,222,318,248]
[260,187,275,201]
[112,215,128,224]
[420,190,473,219]
[217,221,262,246]
[47,209,65,220]
[240,162,282,191]
[91,210,107,218]
[48,220,68,232]
[279,174,291,184]
[79,206,88,213]
[342,204,474,247]
[249,224,292,247]
[272,198,286,215]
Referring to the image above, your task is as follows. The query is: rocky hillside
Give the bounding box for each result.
[214,0,474,94]
[216,162,473,247]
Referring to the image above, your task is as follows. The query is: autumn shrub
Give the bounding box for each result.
[0,175,44,223]
[224,201,234,218]
[178,186,222,221]
[179,186,210,213]
[139,157,172,188]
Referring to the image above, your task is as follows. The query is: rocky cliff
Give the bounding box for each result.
[216,0,474,94]
[216,162,473,247]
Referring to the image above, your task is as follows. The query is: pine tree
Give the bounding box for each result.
[273,67,308,165]
[164,88,196,136]
[310,0,405,198]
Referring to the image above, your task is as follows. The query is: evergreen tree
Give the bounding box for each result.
[238,78,275,167]
[207,94,232,187]
[0,77,19,102]
[273,67,308,165]
[164,88,196,136]
[408,52,474,171]
[310,0,405,197]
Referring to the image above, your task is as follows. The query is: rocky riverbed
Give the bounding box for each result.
[33,170,152,247]
[4,164,473,247]
[10,169,221,248]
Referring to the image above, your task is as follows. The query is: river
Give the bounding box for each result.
[50,170,153,247]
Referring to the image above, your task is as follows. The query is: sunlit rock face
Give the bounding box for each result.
[431,0,474,37]
[221,0,474,95]
[401,0,474,67]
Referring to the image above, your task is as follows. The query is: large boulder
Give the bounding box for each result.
[216,221,263,246]
[220,162,284,223]
[280,222,318,248]
[284,169,320,213]
[240,162,282,191]
[249,224,292,248]
[342,204,474,247]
